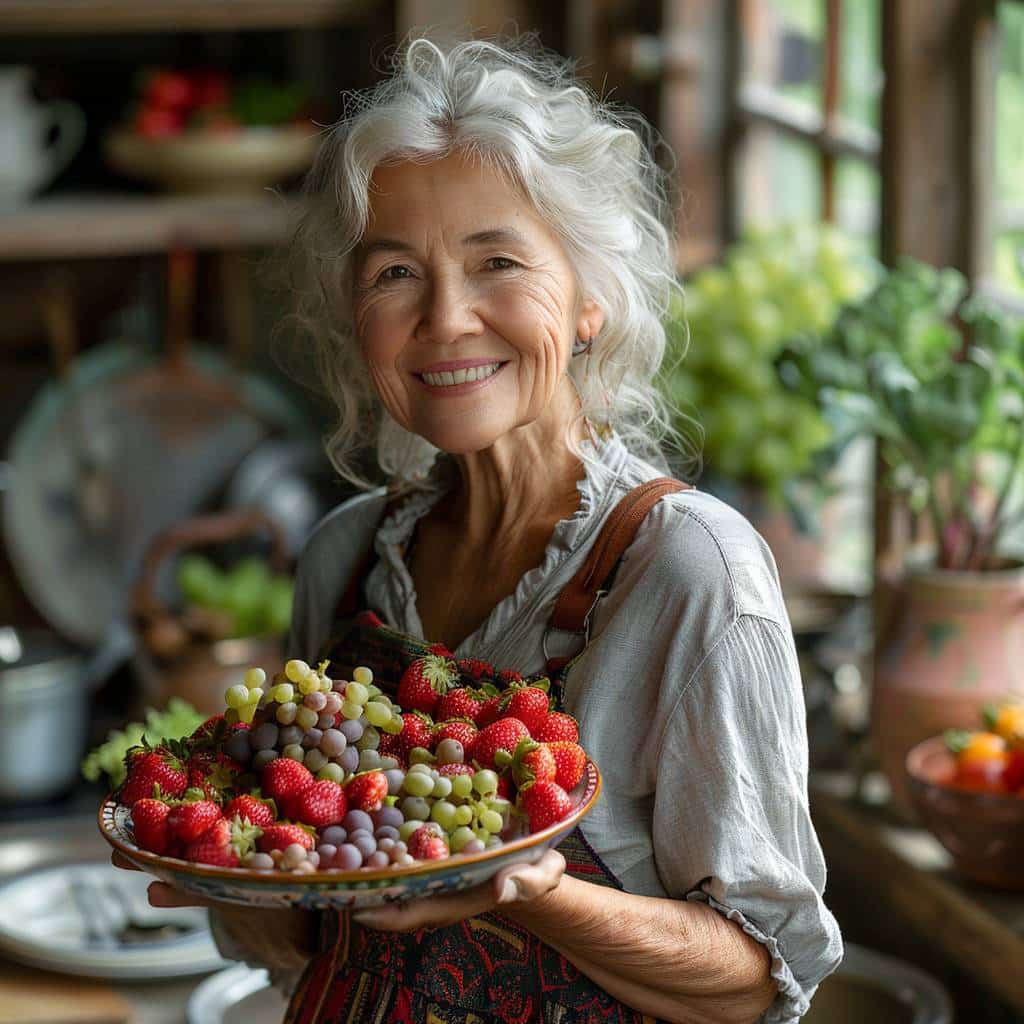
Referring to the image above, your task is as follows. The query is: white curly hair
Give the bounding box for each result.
[283,35,687,488]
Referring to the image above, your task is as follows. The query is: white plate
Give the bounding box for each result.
[188,965,288,1024]
[0,860,228,979]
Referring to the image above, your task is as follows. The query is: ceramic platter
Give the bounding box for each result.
[99,761,600,911]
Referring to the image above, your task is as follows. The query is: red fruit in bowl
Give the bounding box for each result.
[258,822,315,854]
[436,762,475,778]
[545,741,586,791]
[135,106,184,139]
[119,748,188,806]
[397,655,456,716]
[186,819,240,868]
[476,695,503,728]
[295,780,348,828]
[407,825,448,861]
[167,798,222,845]
[495,737,556,789]
[456,659,494,684]
[470,718,531,770]
[261,758,314,818]
[436,687,487,724]
[518,780,572,833]
[223,795,275,829]
[144,70,194,110]
[533,712,579,744]
[187,751,242,804]
[1004,750,1024,793]
[189,69,230,109]
[397,712,435,759]
[500,686,550,735]
[344,771,388,812]
[432,719,478,751]
[131,798,173,855]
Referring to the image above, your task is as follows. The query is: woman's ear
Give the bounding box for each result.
[576,299,605,342]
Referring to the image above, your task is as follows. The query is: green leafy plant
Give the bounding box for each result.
[660,224,876,501]
[778,258,1024,570]
[81,699,206,788]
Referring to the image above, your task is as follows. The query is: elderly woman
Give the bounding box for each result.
[144,37,842,1024]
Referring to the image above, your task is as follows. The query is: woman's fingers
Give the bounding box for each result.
[353,849,568,933]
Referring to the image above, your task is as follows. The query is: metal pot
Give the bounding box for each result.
[0,624,131,803]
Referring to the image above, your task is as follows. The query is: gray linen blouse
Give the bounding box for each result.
[287,433,843,1023]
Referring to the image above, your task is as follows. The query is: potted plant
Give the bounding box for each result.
[778,258,1024,806]
[660,223,876,590]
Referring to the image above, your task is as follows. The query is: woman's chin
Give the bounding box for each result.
[416,422,512,456]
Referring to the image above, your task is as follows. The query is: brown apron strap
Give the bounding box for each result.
[549,476,690,636]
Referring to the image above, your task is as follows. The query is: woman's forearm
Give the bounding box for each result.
[501,875,777,1024]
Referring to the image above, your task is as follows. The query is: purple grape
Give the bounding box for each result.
[343,809,374,834]
[317,711,336,730]
[352,834,378,859]
[373,806,404,830]
[317,843,338,862]
[334,844,363,870]
[301,727,323,750]
[319,729,347,757]
[304,691,327,712]
[252,749,278,771]
[364,851,390,869]
[377,837,396,853]
[225,730,253,763]
[347,828,373,842]
[249,722,279,752]
[383,769,406,795]
[463,839,485,854]
[374,825,400,841]
[321,826,347,846]
[307,851,321,869]
[340,720,364,744]
[279,724,303,747]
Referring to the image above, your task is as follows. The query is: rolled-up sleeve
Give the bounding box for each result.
[652,613,843,1023]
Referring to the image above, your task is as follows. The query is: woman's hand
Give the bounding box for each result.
[351,848,566,933]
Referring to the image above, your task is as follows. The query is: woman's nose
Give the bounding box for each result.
[416,275,483,344]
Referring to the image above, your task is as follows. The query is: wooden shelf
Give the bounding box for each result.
[0,0,375,35]
[0,193,307,260]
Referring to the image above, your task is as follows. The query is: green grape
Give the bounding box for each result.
[450,775,473,800]
[364,701,392,728]
[271,682,294,704]
[430,801,457,831]
[479,809,504,835]
[450,826,476,853]
[345,682,369,706]
[224,684,249,709]
[454,804,474,826]
[285,659,310,683]
[402,772,435,798]
[472,770,498,797]
[353,666,373,686]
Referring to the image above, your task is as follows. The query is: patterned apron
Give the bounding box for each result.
[285,478,688,1024]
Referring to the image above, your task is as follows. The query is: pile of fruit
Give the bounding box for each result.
[127,68,309,140]
[942,698,1024,795]
[115,652,588,872]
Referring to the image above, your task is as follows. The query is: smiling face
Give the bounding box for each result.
[352,151,603,455]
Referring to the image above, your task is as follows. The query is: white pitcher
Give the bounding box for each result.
[0,66,86,205]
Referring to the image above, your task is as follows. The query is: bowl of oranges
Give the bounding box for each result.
[905,698,1024,890]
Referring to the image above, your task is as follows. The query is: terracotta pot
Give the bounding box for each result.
[872,566,1024,809]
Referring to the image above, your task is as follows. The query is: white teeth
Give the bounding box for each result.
[422,363,501,387]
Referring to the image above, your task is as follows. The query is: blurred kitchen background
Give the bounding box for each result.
[1,1,1022,1022]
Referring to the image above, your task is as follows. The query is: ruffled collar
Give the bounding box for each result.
[366,431,631,655]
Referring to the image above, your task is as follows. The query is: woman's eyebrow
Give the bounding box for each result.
[462,227,529,247]
[359,238,416,260]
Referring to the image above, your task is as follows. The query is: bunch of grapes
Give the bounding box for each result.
[222,660,405,785]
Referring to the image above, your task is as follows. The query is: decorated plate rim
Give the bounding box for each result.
[99,759,601,886]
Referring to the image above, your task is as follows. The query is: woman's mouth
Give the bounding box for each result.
[415,361,507,393]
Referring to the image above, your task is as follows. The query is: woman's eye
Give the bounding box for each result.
[486,256,520,271]
[377,265,413,284]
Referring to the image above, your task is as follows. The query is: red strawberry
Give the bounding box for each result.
[1004,750,1024,792]
[397,711,435,759]
[167,798,222,845]
[407,825,448,861]
[456,658,494,683]
[545,741,586,790]
[187,751,243,804]
[500,686,550,734]
[258,822,315,853]
[497,774,513,799]
[377,732,407,767]
[436,687,487,724]
[185,816,262,867]
[469,718,531,770]
[518,780,573,833]
[261,758,314,819]
[294,780,348,827]
[428,642,453,657]
[131,798,173,855]
[436,762,475,778]
[189,715,225,742]
[496,669,523,687]
[396,655,456,716]
[476,695,503,728]
[223,794,275,829]
[344,770,389,812]
[357,610,384,629]
[533,712,579,744]
[495,737,556,788]
[432,719,478,751]
[119,748,188,806]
